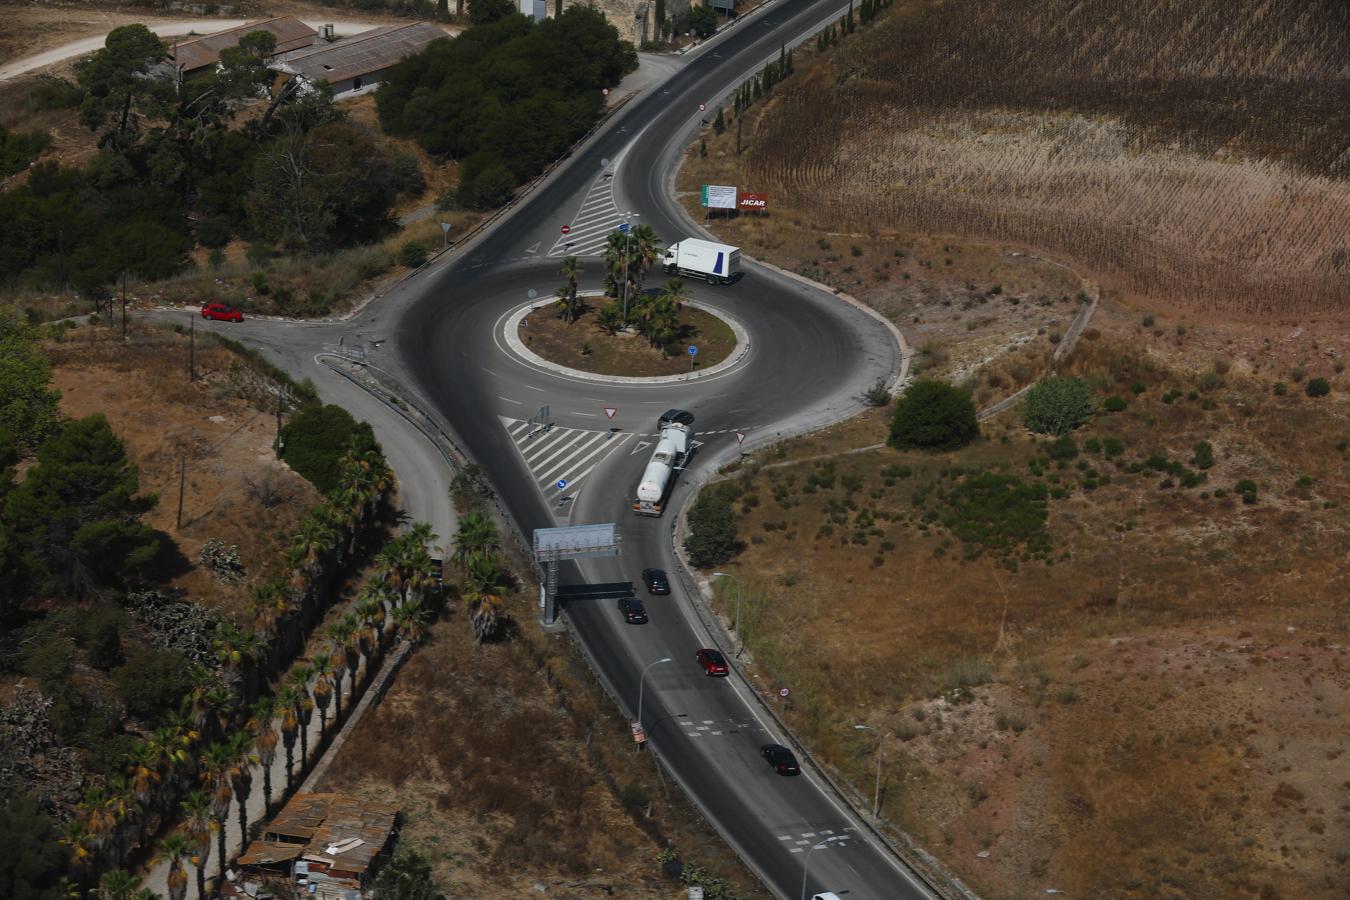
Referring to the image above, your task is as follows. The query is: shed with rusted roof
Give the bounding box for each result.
[271,22,447,98]
[169,16,318,80]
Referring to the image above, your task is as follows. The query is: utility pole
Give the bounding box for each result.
[274,387,284,459]
[188,315,196,381]
[176,454,186,529]
[120,270,127,339]
[736,112,742,156]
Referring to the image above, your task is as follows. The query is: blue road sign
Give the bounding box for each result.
[688,345,698,356]
[556,479,568,490]
[618,222,631,233]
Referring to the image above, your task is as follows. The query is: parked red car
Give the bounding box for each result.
[201,302,243,322]
[695,648,729,677]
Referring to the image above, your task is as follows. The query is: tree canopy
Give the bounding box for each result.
[1020,377,1097,435]
[281,405,381,494]
[0,794,68,900]
[0,315,62,455]
[377,6,636,206]
[888,380,979,450]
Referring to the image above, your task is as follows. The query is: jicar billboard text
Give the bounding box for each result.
[702,185,769,212]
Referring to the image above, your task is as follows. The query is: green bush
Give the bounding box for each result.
[1020,377,1096,434]
[685,486,738,568]
[112,648,192,721]
[1190,441,1215,470]
[1046,435,1078,461]
[1273,382,1287,396]
[0,794,68,900]
[389,151,426,197]
[1305,377,1331,398]
[280,404,380,494]
[1235,479,1258,505]
[888,380,978,451]
[196,216,233,248]
[940,473,1051,559]
[0,127,53,178]
[398,240,428,268]
[1102,395,1127,412]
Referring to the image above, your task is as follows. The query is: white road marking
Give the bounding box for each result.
[500,417,634,500]
[523,383,545,391]
[498,396,522,404]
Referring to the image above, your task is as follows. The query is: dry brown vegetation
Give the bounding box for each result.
[318,558,764,898]
[708,329,1350,898]
[699,0,1350,320]
[519,302,736,376]
[45,321,320,618]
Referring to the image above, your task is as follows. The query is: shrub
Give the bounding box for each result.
[888,380,978,451]
[1046,435,1077,461]
[940,473,1051,558]
[1102,395,1127,412]
[1083,437,1102,454]
[246,242,274,268]
[1020,377,1096,435]
[195,216,233,248]
[685,486,738,568]
[1129,381,1147,395]
[1191,441,1215,470]
[251,271,271,295]
[281,404,380,493]
[1305,377,1330,398]
[1273,382,1288,396]
[398,240,429,268]
[112,648,192,721]
[1235,479,1258,505]
[389,151,426,197]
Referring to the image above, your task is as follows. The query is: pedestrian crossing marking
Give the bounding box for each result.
[548,172,624,258]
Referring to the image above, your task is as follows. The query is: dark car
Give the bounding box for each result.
[761,743,800,776]
[618,596,648,624]
[201,302,243,322]
[642,568,671,595]
[658,409,694,428]
[695,648,729,677]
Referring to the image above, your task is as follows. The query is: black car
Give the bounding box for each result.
[618,596,648,624]
[760,743,800,776]
[642,568,671,595]
[659,408,695,428]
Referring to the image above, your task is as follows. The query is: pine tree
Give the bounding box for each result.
[699,137,707,158]
[848,0,856,33]
[816,31,825,53]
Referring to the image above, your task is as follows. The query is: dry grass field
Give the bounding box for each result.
[699,0,1350,321]
[713,336,1350,897]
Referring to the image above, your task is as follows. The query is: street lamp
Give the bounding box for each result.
[800,835,843,900]
[620,211,639,327]
[853,724,893,818]
[711,571,742,652]
[636,656,672,730]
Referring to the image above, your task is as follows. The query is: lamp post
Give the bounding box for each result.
[711,571,743,653]
[637,656,672,731]
[800,835,842,900]
[853,724,893,818]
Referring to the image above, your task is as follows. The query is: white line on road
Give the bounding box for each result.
[498,396,522,404]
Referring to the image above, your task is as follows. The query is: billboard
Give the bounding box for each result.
[701,184,737,209]
[737,191,768,211]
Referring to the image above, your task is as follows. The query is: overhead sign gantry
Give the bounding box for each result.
[532,523,621,625]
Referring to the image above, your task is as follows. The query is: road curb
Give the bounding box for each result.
[501,292,751,385]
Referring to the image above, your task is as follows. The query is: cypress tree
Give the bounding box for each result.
[847,0,856,32]
[713,107,725,135]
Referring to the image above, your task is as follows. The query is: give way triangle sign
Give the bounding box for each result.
[603,406,618,420]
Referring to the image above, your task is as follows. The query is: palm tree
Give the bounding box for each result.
[311,653,335,743]
[559,255,583,322]
[453,510,498,571]
[287,514,336,585]
[247,698,279,814]
[228,730,257,843]
[157,832,192,900]
[125,741,160,809]
[180,790,214,900]
[594,302,624,335]
[80,786,119,852]
[275,684,301,793]
[392,602,429,645]
[184,665,218,736]
[325,618,357,723]
[61,820,95,871]
[287,664,315,768]
[205,685,238,741]
[603,230,630,301]
[97,868,144,900]
[630,223,662,295]
[464,551,511,644]
[199,741,235,887]
[213,622,262,689]
[248,582,285,642]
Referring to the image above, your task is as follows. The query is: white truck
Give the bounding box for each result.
[662,238,740,285]
[633,421,692,516]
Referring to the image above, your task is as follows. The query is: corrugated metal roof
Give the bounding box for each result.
[237,841,306,866]
[251,792,398,878]
[171,16,318,73]
[274,22,446,85]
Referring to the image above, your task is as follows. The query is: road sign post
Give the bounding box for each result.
[560,224,571,235]
[440,221,451,250]
[688,344,698,371]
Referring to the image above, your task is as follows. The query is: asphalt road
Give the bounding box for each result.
[388,2,933,898]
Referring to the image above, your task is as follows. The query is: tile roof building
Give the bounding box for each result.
[168,16,318,79]
[271,22,447,98]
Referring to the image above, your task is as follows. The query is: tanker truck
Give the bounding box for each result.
[633,419,693,516]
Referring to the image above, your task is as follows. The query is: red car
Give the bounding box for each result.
[695,648,729,677]
[201,302,243,322]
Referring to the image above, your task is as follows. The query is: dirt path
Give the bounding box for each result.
[0,17,388,82]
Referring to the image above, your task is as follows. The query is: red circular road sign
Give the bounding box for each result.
[698,102,706,111]
[779,687,791,698]
[602,87,611,96]
[560,224,571,235]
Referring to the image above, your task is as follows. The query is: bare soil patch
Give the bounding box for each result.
[520,301,735,377]
[318,556,765,898]
[45,321,320,619]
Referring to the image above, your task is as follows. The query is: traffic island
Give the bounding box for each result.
[516,297,738,378]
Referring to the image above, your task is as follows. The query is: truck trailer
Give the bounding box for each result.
[662,238,740,285]
[634,421,692,516]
